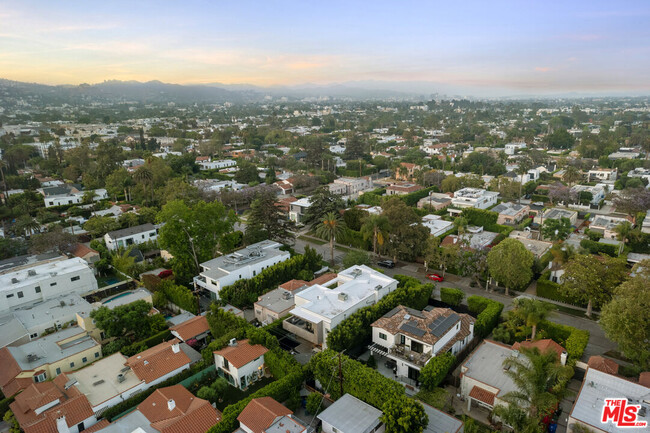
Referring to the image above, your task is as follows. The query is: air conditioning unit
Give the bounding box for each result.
[28,270,36,277]
[117,374,126,383]
[229,338,237,346]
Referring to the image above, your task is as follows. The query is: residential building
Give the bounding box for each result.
[93,385,221,433]
[608,150,640,160]
[70,243,100,267]
[284,265,398,347]
[125,339,192,386]
[491,202,530,225]
[460,339,567,412]
[40,184,108,208]
[417,192,452,210]
[199,159,237,170]
[317,393,384,433]
[588,168,617,183]
[571,184,606,206]
[589,215,629,239]
[504,142,526,155]
[627,167,650,184]
[386,182,423,195]
[568,367,649,433]
[213,339,268,389]
[288,198,312,223]
[395,162,421,180]
[0,326,102,397]
[0,256,97,314]
[170,315,210,343]
[441,226,499,250]
[193,240,290,299]
[586,355,619,375]
[236,396,307,433]
[369,306,475,385]
[450,188,499,212]
[422,403,464,433]
[533,208,578,226]
[254,285,307,326]
[104,223,159,251]
[10,373,99,433]
[643,210,650,234]
[509,233,553,258]
[329,176,373,198]
[420,214,454,237]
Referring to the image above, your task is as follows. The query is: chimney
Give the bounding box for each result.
[56,416,69,433]
[560,351,568,366]
[167,399,175,411]
[172,343,180,354]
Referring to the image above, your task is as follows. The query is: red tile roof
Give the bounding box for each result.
[0,347,24,396]
[307,273,337,286]
[71,243,99,259]
[170,316,210,341]
[587,356,619,375]
[237,397,292,433]
[279,279,308,292]
[213,339,268,369]
[469,386,496,406]
[126,339,191,384]
[138,385,221,433]
[512,339,566,360]
[639,372,650,387]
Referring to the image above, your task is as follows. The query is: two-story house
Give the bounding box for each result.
[449,188,499,216]
[213,339,268,389]
[369,306,474,386]
[491,202,530,225]
[104,223,159,252]
[288,198,312,223]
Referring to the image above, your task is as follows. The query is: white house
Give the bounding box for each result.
[369,306,475,386]
[41,185,108,208]
[193,240,290,299]
[504,142,526,155]
[588,168,617,183]
[288,198,312,223]
[589,215,629,240]
[199,159,237,170]
[0,257,98,314]
[284,265,397,347]
[450,188,498,211]
[213,339,268,389]
[237,397,306,433]
[571,185,606,206]
[317,394,384,433]
[104,223,159,251]
[420,214,454,237]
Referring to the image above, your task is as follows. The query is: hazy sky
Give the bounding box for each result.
[1,0,648,95]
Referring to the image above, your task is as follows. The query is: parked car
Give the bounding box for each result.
[426,273,444,282]
[158,269,173,278]
[377,260,395,268]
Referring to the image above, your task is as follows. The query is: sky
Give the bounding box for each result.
[0,0,649,95]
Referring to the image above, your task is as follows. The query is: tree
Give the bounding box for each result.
[233,160,260,184]
[360,214,390,256]
[493,347,573,427]
[29,227,77,254]
[419,352,455,390]
[315,211,345,265]
[111,247,137,277]
[303,186,345,229]
[83,216,120,237]
[157,200,237,283]
[600,261,650,369]
[344,134,365,160]
[134,166,154,204]
[105,168,133,201]
[157,178,201,205]
[541,217,572,241]
[545,129,575,150]
[613,221,633,254]
[562,166,582,188]
[560,254,627,317]
[342,250,370,268]
[13,215,40,238]
[487,238,534,296]
[90,300,167,340]
[381,398,428,433]
[510,298,554,340]
[306,392,324,416]
[245,194,295,244]
[424,238,459,278]
[613,188,650,221]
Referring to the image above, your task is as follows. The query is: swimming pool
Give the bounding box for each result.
[103,291,133,304]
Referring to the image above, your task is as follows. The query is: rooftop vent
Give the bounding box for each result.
[229,338,237,346]
[350,269,362,278]
[167,399,175,411]
[26,353,39,362]
[28,270,36,277]
[282,292,292,300]
[92,380,104,386]
[338,293,348,302]
[117,374,126,383]
[404,314,411,320]
[11,278,18,284]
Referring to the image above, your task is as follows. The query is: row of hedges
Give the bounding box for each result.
[580,239,618,257]
[536,274,587,307]
[538,320,590,364]
[121,329,173,357]
[419,352,456,390]
[219,247,322,307]
[326,276,434,352]
[467,295,504,338]
[157,280,198,314]
[461,208,514,235]
[401,186,437,207]
[440,287,465,306]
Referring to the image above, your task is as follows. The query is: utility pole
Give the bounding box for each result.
[338,351,343,397]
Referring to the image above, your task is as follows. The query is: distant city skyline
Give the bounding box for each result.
[1,0,649,96]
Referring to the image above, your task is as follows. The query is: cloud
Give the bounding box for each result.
[534,66,552,72]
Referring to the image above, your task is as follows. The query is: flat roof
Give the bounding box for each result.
[7,326,100,370]
[318,394,382,432]
[98,409,157,433]
[0,257,92,293]
[571,368,649,433]
[422,403,463,433]
[0,314,28,348]
[68,353,142,407]
[13,294,93,330]
[255,288,300,314]
[200,240,288,280]
[0,252,63,273]
[462,340,518,398]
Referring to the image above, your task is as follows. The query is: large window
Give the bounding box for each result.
[223,359,229,370]
[71,276,80,282]
[379,332,387,341]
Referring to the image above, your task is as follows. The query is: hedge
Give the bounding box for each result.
[579,239,618,257]
[536,276,586,307]
[419,352,455,390]
[0,396,15,417]
[538,320,589,364]
[326,278,434,352]
[467,295,504,338]
[121,329,173,357]
[158,280,197,314]
[440,287,465,306]
[401,186,437,207]
[219,248,322,307]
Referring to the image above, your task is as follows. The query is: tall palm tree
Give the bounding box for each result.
[316,211,345,265]
[613,221,633,255]
[493,347,574,428]
[511,298,554,340]
[562,166,581,188]
[134,166,153,204]
[15,215,40,238]
[360,214,390,256]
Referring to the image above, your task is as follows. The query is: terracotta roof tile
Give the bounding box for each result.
[13,391,95,433]
[170,316,210,341]
[82,420,110,433]
[512,339,566,360]
[126,339,191,384]
[71,243,98,258]
[213,339,268,369]
[237,397,292,433]
[469,386,496,406]
[307,273,337,286]
[0,347,23,394]
[639,372,650,387]
[279,280,308,292]
[587,356,619,375]
[138,385,221,433]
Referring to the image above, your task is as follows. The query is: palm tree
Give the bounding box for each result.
[511,298,554,340]
[316,211,345,265]
[613,221,633,255]
[134,166,153,204]
[15,215,40,238]
[562,166,581,188]
[515,157,533,204]
[111,247,136,277]
[493,347,574,428]
[360,214,390,256]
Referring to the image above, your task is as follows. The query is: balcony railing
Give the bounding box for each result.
[388,344,431,367]
[193,275,209,290]
[284,316,314,334]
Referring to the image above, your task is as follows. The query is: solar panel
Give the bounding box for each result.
[399,321,426,337]
[429,313,459,338]
[383,307,402,318]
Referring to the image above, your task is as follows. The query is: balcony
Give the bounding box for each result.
[388,344,432,367]
[283,316,318,344]
[193,275,209,290]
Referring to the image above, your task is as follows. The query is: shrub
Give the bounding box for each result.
[580,239,618,257]
[440,287,465,306]
[306,392,323,415]
[467,296,503,338]
[536,277,585,307]
[537,320,589,364]
[367,354,377,369]
[467,296,491,314]
[419,352,455,390]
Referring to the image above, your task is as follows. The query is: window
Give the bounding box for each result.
[70,362,75,368]
[400,335,406,345]
[82,357,88,363]
[253,270,256,276]
[50,282,57,286]
[30,333,38,339]
[34,372,47,383]
[71,276,80,282]
[6,294,13,299]
[35,286,41,293]
[379,332,387,340]
[17,291,24,298]
[94,352,100,358]
[150,233,155,237]
[141,235,145,239]
[77,422,85,432]
[56,368,61,375]
[223,359,229,370]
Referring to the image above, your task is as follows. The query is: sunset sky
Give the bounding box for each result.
[0,0,648,95]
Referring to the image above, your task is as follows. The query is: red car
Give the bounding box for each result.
[426,273,444,282]
[158,269,173,279]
